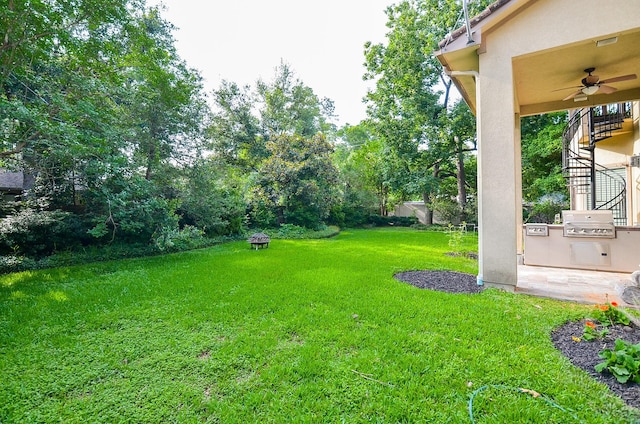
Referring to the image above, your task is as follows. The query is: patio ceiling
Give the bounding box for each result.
[436,4,640,117]
[514,28,640,116]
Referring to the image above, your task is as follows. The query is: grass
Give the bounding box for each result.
[0,228,638,423]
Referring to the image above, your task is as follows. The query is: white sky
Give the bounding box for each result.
[150,0,397,126]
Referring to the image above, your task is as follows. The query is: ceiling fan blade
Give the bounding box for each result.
[599,74,637,84]
[563,90,582,101]
[598,84,617,94]
[552,85,582,92]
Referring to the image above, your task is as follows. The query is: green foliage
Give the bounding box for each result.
[582,321,608,341]
[524,196,568,224]
[431,196,463,224]
[152,225,205,251]
[0,204,87,256]
[591,303,631,327]
[275,223,307,238]
[1,1,224,256]
[363,1,488,224]
[176,160,245,236]
[521,113,568,202]
[595,339,640,384]
[257,62,335,138]
[365,214,417,227]
[251,134,338,229]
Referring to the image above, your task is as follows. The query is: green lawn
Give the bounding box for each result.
[1,228,637,423]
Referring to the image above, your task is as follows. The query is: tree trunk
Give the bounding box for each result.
[422,192,433,225]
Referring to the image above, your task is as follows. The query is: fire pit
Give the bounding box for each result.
[248,233,270,250]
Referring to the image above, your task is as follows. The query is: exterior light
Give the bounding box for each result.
[581,86,599,95]
[596,36,618,47]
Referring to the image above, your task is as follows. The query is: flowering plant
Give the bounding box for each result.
[591,302,630,327]
[582,320,608,341]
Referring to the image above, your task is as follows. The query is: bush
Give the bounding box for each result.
[366,215,418,227]
[153,225,206,251]
[524,195,568,224]
[0,207,89,257]
[595,339,640,384]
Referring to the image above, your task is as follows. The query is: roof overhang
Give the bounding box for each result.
[435,0,640,117]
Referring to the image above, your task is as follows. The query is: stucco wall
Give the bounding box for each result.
[474,0,640,288]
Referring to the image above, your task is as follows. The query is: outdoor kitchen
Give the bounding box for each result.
[524,210,640,273]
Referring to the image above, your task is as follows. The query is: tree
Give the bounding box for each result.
[1,1,221,250]
[332,123,385,226]
[257,62,336,139]
[209,64,339,230]
[121,8,209,181]
[521,112,567,201]
[363,0,491,224]
[251,134,338,229]
[175,159,245,236]
[209,81,263,172]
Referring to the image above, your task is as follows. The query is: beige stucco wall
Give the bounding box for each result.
[474,0,640,289]
[633,103,640,225]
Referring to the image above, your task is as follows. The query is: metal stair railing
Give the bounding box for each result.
[562,103,629,225]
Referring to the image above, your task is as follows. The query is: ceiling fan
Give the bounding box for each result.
[558,67,637,101]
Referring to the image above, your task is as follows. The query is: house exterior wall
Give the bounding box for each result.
[633,102,640,225]
[474,0,640,289]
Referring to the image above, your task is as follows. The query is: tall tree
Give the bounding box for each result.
[521,112,568,202]
[363,0,490,224]
[121,7,209,181]
[251,134,338,229]
[209,81,263,172]
[257,62,336,139]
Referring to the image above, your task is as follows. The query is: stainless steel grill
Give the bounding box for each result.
[562,210,616,238]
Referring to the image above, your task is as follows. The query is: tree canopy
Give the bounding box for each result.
[363,0,492,223]
[0,0,571,264]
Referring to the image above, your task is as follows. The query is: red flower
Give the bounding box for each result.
[585,321,596,329]
[610,301,619,307]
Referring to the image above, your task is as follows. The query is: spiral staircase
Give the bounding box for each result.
[562,103,630,225]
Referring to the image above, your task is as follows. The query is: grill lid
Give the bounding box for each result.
[561,210,615,238]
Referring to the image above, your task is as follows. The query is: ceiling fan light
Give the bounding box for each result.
[574,94,588,102]
[596,36,618,47]
[582,86,599,95]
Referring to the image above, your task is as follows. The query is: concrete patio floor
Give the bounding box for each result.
[515,265,635,306]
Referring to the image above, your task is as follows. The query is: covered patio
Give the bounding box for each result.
[517,265,629,305]
[435,0,640,299]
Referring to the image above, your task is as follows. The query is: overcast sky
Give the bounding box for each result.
[150,0,397,126]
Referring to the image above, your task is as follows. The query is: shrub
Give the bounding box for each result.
[153,225,206,251]
[0,207,89,256]
[366,215,417,227]
[275,224,308,239]
[524,195,568,224]
[595,339,640,384]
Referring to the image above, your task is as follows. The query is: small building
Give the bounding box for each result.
[0,170,32,201]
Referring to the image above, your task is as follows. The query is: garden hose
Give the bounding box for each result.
[468,384,582,423]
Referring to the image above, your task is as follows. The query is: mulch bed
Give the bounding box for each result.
[394,270,484,294]
[393,270,640,410]
[552,320,640,410]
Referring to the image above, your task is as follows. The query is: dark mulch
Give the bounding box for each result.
[393,270,640,410]
[394,270,484,294]
[552,320,640,410]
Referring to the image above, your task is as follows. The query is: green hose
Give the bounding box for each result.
[468,384,581,423]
